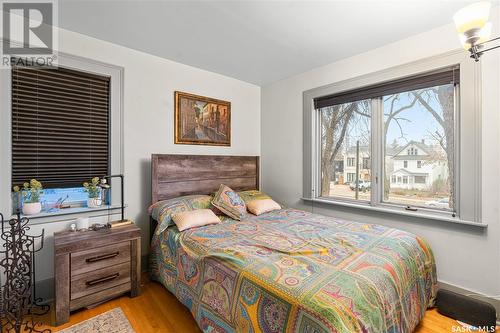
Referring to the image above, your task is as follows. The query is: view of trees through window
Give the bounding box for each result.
[320,100,371,202]
[320,83,455,211]
[383,84,454,210]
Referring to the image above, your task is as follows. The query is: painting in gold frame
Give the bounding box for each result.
[174,91,231,146]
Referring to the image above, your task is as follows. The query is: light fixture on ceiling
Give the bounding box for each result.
[453,1,498,61]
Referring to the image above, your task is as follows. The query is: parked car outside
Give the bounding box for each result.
[425,197,450,209]
[350,180,371,191]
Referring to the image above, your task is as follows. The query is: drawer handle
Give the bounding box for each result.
[85,273,120,286]
[85,251,120,263]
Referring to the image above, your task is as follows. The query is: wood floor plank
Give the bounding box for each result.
[33,275,492,332]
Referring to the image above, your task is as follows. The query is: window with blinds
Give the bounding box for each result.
[315,66,459,214]
[11,65,110,189]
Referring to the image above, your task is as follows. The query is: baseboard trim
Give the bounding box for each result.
[141,254,149,272]
[34,277,54,304]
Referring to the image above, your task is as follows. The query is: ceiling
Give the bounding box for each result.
[59,0,483,86]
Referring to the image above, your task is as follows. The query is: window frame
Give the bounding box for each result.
[303,51,482,224]
[362,157,370,170]
[0,52,124,219]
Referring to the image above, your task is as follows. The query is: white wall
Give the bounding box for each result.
[261,13,500,297]
[0,28,261,282]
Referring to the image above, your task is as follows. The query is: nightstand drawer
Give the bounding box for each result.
[70,262,131,300]
[71,241,131,276]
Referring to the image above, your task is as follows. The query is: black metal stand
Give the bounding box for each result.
[0,211,51,333]
[101,174,125,221]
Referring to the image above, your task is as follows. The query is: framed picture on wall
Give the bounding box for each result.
[174,91,231,146]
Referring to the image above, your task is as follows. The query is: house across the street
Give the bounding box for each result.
[337,140,448,192]
[389,140,448,190]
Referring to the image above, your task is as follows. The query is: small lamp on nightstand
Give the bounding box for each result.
[99,174,133,227]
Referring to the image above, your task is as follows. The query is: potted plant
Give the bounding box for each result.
[83,177,102,208]
[13,179,43,215]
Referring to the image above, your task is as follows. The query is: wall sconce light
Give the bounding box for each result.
[453,1,499,61]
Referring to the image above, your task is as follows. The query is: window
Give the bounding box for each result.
[407,148,418,155]
[383,83,454,211]
[11,64,111,207]
[305,52,483,223]
[312,65,462,216]
[414,176,426,184]
[43,187,88,208]
[334,160,344,173]
[320,99,371,201]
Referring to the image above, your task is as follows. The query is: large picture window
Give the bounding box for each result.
[313,66,459,215]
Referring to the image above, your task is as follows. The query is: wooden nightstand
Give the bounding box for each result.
[54,224,141,326]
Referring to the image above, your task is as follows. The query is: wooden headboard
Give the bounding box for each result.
[151,154,260,204]
[150,154,259,239]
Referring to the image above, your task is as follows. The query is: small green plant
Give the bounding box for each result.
[13,179,43,203]
[83,177,101,198]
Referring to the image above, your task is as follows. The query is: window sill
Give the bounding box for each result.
[301,197,487,228]
[13,205,125,225]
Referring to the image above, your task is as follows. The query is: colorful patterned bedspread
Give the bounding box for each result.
[150,208,437,333]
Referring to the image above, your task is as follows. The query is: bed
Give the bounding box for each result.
[149,154,437,333]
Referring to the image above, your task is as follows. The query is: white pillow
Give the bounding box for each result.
[172,209,221,231]
[246,199,281,216]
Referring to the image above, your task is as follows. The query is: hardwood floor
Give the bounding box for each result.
[36,276,483,333]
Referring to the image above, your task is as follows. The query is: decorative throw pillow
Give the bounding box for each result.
[149,195,220,235]
[237,190,272,204]
[246,199,281,216]
[211,184,247,220]
[172,209,221,231]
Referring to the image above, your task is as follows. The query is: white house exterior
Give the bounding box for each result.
[343,145,371,184]
[390,141,448,190]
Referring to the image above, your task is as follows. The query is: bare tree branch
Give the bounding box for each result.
[427,129,446,151]
[412,92,445,128]
[384,92,421,133]
[392,116,411,140]
[354,109,371,117]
